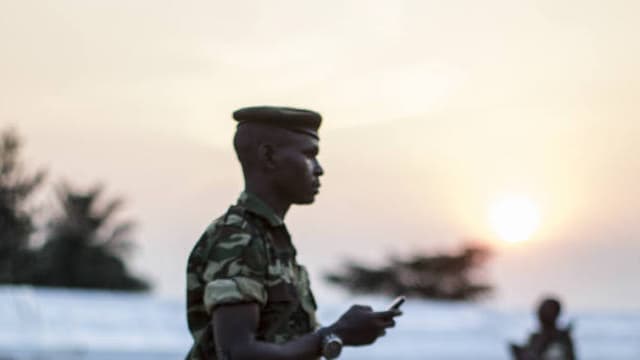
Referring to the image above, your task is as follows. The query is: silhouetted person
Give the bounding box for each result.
[185,106,401,359]
[510,297,576,360]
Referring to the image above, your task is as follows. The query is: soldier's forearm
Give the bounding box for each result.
[222,332,323,360]
[213,303,323,359]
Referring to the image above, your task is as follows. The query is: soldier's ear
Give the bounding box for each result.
[258,143,276,170]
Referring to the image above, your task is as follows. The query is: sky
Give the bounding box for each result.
[2,0,639,310]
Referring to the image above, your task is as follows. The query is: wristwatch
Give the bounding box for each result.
[320,332,343,359]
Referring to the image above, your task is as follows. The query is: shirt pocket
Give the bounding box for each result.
[261,281,299,341]
[266,281,298,302]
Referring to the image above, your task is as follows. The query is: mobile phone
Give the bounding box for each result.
[388,296,406,311]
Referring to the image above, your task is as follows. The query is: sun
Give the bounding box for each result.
[488,194,541,243]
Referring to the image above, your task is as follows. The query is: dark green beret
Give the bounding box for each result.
[233,106,322,139]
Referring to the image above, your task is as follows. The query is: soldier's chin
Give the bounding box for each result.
[294,193,317,205]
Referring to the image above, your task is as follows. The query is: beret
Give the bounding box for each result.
[233,106,321,139]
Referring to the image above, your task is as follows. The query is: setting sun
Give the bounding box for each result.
[489,194,541,243]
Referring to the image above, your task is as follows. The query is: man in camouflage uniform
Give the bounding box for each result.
[186,106,401,359]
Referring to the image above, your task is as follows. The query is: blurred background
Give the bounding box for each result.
[1,0,639,358]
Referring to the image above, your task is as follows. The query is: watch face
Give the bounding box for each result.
[324,339,342,358]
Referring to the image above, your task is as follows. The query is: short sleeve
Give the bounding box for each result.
[201,226,268,313]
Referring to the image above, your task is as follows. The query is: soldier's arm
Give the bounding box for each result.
[213,302,400,360]
[212,302,323,360]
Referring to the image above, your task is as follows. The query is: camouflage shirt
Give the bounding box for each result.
[185,192,319,359]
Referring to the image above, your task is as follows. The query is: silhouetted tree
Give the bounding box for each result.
[326,244,492,301]
[0,129,45,283]
[32,184,149,291]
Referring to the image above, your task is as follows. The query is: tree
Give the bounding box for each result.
[32,184,149,291]
[0,129,45,283]
[325,244,492,301]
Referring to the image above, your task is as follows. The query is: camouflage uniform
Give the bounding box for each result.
[185,192,319,359]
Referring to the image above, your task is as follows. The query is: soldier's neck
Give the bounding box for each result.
[245,183,291,219]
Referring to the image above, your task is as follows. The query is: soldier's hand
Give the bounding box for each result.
[328,304,401,346]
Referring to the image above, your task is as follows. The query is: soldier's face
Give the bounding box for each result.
[275,134,323,204]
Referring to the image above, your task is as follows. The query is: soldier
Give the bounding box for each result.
[510,297,576,360]
[186,106,401,359]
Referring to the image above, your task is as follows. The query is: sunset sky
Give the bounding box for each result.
[2,0,639,310]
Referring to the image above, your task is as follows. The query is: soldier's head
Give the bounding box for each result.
[537,297,562,328]
[232,106,324,205]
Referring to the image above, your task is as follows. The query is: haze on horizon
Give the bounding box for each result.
[2,0,639,310]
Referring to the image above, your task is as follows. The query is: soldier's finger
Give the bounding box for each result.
[373,310,402,319]
[382,318,396,328]
[373,316,396,328]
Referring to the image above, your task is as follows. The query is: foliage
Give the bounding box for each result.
[0,129,45,283]
[325,244,492,301]
[0,127,149,291]
[31,184,149,291]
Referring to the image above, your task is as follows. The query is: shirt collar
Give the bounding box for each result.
[237,191,284,227]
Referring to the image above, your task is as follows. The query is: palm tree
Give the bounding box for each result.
[0,129,45,283]
[33,184,149,291]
